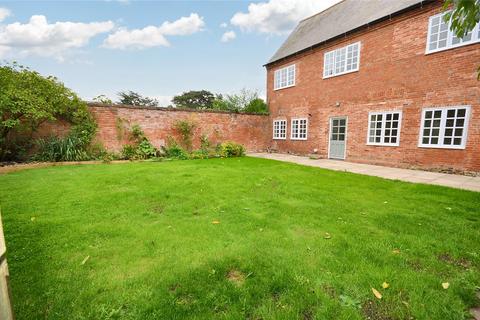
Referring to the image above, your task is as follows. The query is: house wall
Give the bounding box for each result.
[87,104,270,152]
[266,1,480,172]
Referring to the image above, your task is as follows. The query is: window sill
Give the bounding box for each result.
[323,69,359,80]
[425,39,480,55]
[418,144,466,150]
[274,84,295,91]
[366,143,400,147]
[273,137,287,140]
[291,138,308,141]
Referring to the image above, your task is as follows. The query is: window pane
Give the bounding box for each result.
[421,107,469,147]
[326,42,360,77]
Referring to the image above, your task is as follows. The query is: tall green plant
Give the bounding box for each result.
[0,62,97,161]
[174,120,196,151]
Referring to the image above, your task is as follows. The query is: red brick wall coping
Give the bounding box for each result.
[87,102,269,117]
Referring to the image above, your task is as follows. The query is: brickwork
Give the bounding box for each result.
[88,104,269,152]
[266,1,480,172]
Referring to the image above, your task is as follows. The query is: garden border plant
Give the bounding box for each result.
[0,62,98,162]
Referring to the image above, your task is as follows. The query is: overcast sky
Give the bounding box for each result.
[0,0,341,105]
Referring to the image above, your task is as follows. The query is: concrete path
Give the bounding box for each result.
[249,153,480,192]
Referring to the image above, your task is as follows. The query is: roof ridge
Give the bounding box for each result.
[299,0,348,23]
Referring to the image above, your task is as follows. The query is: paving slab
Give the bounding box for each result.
[249,153,480,192]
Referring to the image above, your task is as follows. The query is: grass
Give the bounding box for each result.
[0,157,479,320]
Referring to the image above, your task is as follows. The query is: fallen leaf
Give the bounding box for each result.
[445,207,452,210]
[382,282,390,289]
[372,288,382,299]
[212,220,220,224]
[324,233,331,239]
[383,201,388,204]
[81,255,90,265]
[392,249,401,254]
[30,217,36,222]
[442,282,450,289]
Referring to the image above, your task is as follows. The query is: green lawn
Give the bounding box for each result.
[0,157,479,320]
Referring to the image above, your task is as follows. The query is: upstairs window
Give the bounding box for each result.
[426,12,480,54]
[274,64,295,90]
[323,42,360,78]
[273,120,287,140]
[419,106,470,149]
[291,118,308,140]
[367,111,402,146]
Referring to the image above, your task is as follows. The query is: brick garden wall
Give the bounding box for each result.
[87,104,270,152]
[266,0,480,172]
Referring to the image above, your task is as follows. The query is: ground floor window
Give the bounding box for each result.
[419,106,470,149]
[367,111,402,146]
[291,118,308,140]
[273,120,287,139]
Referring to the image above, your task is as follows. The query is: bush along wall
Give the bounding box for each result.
[116,120,245,162]
[0,62,98,162]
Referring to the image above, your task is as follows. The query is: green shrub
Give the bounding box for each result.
[161,137,188,159]
[136,140,158,159]
[1,62,97,162]
[121,144,137,160]
[217,141,245,158]
[34,135,90,162]
[189,150,209,160]
[130,124,145,142]
[121,124,159,160]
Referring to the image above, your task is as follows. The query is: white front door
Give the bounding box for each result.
[329,117,347,160]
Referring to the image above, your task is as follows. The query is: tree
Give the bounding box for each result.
[0,62,96,161]
[244,98,268,114]
[92,94,113,104]
[211,89,268,113]
[172,90,215,109]
[117,91,158,107]
[444,0,480,78]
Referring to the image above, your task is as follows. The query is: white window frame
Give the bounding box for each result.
[290,118,308,140]
[426,11,480,54]
[366,111,403,147]
[323,42,361,79]
[418,105,471,149]
[274,64,296,90]
[273,119,287,140]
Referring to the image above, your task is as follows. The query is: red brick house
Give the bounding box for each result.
[265,0,480,172]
